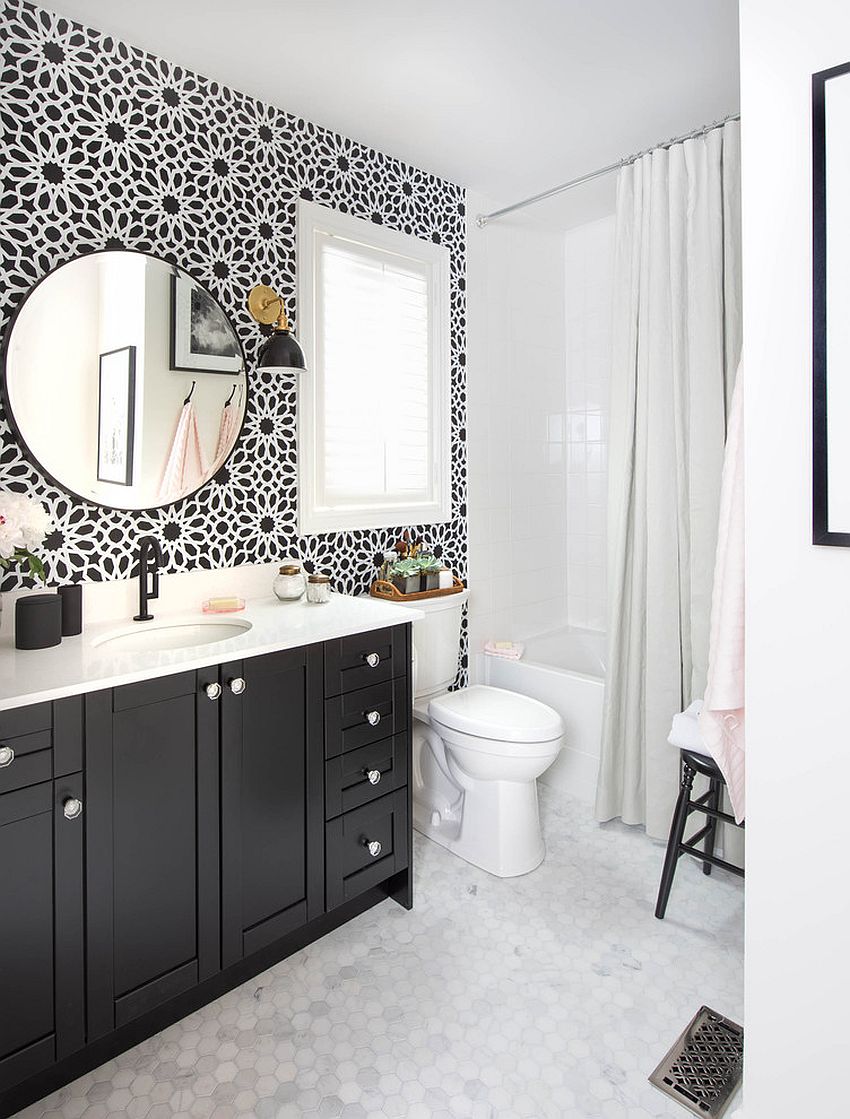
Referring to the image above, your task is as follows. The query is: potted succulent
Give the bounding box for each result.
[390,557,422,595]
[418,554,441,592]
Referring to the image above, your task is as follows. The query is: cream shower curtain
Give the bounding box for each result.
[595,121,742,839]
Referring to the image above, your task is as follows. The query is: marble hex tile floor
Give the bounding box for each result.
[17,788,744,1119]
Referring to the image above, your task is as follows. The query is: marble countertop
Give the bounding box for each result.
[0,592,421,713]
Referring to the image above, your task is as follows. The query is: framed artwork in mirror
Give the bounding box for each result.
[170,272,244,374]
[97,346,136,487]
[813,60,850,544]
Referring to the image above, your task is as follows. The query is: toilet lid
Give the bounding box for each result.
[428,685,563,743]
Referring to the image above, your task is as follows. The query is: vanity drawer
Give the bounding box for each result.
[324,625,409,697]
[0,730,52,796]
[0,701,52,740]
[325,678,408,758]
[325,733,408,819]
[325,789,408,910]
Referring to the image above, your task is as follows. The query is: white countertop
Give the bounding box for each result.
[0,592,421,713]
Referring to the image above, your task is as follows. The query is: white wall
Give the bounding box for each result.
[466,193,569,666]
[564,216,615,631]
[741,1,850,1114]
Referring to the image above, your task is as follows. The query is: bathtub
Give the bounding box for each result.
[479,627,605,804]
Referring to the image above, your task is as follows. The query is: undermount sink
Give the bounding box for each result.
[93,618,253,654]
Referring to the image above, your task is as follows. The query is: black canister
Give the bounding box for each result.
[58,584,83,636]
[15,593,63,650]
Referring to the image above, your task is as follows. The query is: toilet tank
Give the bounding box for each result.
[384,588,468,699]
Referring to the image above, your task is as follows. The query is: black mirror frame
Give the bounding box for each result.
[0,247,249,514]
[813,61,850,545]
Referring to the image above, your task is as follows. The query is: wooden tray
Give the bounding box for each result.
[370,576,465,603]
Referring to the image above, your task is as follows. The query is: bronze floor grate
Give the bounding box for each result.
[649,1005,743,1118]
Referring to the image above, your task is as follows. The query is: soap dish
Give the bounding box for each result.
[202,597,246,614]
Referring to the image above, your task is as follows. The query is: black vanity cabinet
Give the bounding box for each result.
[0,624,412,1119]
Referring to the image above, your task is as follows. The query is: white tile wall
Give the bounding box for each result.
[564,215,615,632]
[467,199,615,672]
[466,194,569,669]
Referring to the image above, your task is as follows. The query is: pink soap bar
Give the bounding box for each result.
[202,597,245,614]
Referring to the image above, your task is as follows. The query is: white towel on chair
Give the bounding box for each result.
[667,700,708,754]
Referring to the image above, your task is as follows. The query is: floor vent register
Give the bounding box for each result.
[649,1005,744,1118]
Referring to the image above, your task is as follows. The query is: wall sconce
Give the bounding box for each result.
[247,284,307,371]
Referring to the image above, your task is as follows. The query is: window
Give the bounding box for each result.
[297,201,451,534]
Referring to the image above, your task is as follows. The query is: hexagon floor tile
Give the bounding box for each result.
[15,787,743,1119]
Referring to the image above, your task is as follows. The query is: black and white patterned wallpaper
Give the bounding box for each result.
[0,0,468,666]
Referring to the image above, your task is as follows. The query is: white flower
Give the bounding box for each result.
[0,491,50,561]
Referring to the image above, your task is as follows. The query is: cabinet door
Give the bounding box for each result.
[85,671,220,1038]
[221,646,323,967]
[0,771,84,1096]
[0,783,54,1091]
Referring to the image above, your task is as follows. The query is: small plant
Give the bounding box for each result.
[417,553,441,591]
[390,557,422,595]
[0,491,50,583]
[391,558,421,577]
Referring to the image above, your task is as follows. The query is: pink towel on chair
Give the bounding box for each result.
[699,362,745,822]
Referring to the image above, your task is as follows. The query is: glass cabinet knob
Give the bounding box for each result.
[63,797,83,820]
[365,710,381,727]
[364,652,380,668]
[205,682,222,701]
[0,745,14,768]
[364,768,382,786]
[362,838,382,858]
[229,677,246,695]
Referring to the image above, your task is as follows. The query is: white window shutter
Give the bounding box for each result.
[297,202,451,534]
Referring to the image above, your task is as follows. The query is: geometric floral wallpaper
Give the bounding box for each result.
[0,0,468,672]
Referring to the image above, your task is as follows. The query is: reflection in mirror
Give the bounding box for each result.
[3,251,247,510]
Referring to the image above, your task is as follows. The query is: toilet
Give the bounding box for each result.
[389,589,563,877]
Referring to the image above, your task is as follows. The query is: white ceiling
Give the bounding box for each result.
[48,0,740,228]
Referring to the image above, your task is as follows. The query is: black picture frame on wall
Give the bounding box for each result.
[170,272,244,374]
[97,345,136,487]
[813,60,850,545]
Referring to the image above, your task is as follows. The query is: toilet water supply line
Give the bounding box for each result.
[475,111,741,228]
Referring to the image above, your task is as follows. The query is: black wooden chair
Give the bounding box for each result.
[655,746,744,919]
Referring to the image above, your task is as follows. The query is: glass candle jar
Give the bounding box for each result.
[306,573,331,604]
[273,564,306,602]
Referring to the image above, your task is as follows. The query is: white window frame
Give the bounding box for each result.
[296,200,452,535]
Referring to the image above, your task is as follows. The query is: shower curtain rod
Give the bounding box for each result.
[474,112,740,228]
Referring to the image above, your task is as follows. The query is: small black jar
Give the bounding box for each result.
[15,593,63,650]
[58,583,83,636]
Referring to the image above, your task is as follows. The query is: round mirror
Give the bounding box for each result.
[2,250,247,510]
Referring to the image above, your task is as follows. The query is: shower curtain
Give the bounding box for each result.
[595,121,742,839]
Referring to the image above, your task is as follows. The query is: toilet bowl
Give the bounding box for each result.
[424,685,563,876]
[383,589,564,877]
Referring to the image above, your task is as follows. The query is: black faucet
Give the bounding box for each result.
[134,536,163,622]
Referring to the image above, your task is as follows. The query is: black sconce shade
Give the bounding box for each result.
[258,328,306,371]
